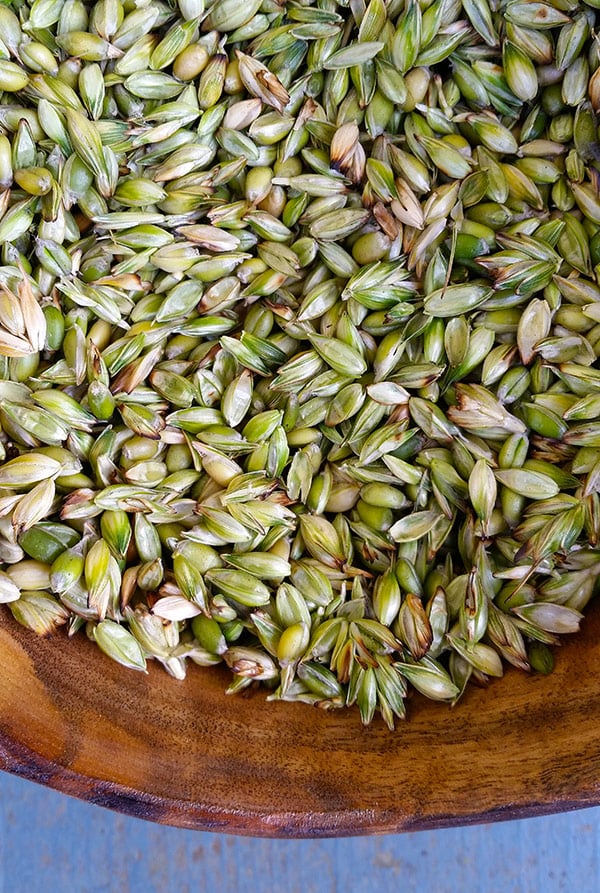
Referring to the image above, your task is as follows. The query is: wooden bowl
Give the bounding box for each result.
[0,605,599,838]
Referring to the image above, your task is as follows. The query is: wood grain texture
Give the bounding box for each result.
[2,770,599,893]
[0,605,599,837]
[1,770,599,893]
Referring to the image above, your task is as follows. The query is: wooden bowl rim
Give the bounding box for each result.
[1,608,600,837]
[1,732,596,836]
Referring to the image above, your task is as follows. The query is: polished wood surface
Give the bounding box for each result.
[0,606,598,837]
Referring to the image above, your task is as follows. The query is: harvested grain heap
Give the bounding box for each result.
[0,0,599,726]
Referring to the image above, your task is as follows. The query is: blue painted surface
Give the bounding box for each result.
[0,771,597,892]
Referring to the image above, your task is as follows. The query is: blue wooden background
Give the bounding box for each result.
[0,771,596,891]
